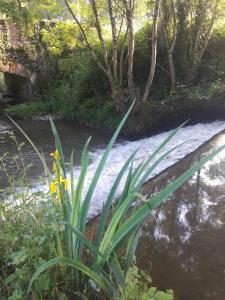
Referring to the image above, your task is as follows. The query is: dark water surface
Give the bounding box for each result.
[0,117,110,187]
[137,132,225,300]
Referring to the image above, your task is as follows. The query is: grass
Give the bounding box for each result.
[2,103,225,299]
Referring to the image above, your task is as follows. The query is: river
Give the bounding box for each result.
[1,116,225,299]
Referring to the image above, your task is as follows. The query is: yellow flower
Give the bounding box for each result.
[50,150,60,160]
[60,176,69,191]
[50,182,57,194]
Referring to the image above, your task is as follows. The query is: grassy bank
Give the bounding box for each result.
[5,79,225,137]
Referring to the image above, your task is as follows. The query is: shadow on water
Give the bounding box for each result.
[137,133,225,300]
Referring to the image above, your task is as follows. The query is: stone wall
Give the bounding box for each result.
[0,19,58,101]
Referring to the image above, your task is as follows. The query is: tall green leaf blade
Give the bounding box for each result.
[130,121,188,190]
[135,141,188,191]
[77,101,135,259]
[27,257,110,295]
[6,115,51,180]
[71,137,91,228]
[98,192,135,257]
[72,138,91,258]
[124,226,142,277]
[66,223,105,260]
[49,117,66,176]
[108,254,125,288]
[95,149,137,250]
[70,150,75,208]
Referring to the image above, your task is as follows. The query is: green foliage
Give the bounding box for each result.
[169,79,225,99]
[123,265,174,300]
[133,23,151,85]
[41,21,79,56]
[65,98,119,128]
[6,47,117,128]
[0,192,174,299]
[5,101,59,118]
[0,0,63,37]
[0,199,56,299]
[0,29,8,61]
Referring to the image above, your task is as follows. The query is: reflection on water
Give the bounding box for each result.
[137,133,225,300]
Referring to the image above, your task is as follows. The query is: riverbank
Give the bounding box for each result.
[4,90,225,138]
[126,90,225,137]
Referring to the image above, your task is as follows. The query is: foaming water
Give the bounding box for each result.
[2,120,225,218]
[70,121,225,218]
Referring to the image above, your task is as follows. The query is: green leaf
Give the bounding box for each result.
[124,226,142,277]
[28,257,110,296]
[77,101,135,259]
[95,149,137,250]
[49,117,66,176]
[71,137,91,258]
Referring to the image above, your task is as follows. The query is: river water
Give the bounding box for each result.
[138,132,225,300]
[1,116,225,299]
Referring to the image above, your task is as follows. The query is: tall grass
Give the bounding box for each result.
[8,102,225,299]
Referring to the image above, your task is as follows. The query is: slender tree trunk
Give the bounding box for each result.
[124,0,135,96]
[142,0,161,103]
[89,0,111,72]
[119,29,128,85]
[160,0,177,94]
[168,0,177,94]
[108,0,118,81]
[64,0,110,79]
[168,50,176,94]
[188,0,219,82]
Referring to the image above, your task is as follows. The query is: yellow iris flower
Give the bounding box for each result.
[60,176,68,191]
[50,182,57,194]
[50,149,60,160]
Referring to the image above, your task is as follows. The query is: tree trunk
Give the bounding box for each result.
[108,0,118,81]
[168,50,176,94]
[124,0,135,96]
[160,0,177,94]
[187,0,219,82]
[142,0,160,103]
[111,84,129,112]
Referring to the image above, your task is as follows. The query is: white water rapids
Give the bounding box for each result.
[72,121,225,218]
[1,120,225,218]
